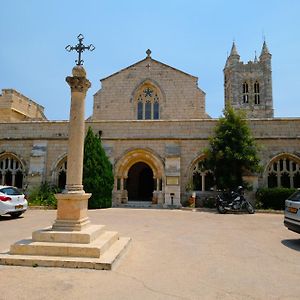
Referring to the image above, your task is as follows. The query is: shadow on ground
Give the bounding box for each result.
[0,215,24,222]
[281,239,300,252]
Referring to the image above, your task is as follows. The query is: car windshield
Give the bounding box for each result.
[0,187,22,196]
[288,190,300,202]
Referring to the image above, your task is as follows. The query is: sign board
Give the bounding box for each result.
[166,176,179,185]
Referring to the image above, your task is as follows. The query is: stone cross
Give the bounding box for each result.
[65,34,95,66]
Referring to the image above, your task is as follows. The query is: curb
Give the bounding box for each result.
[28,206,56,210]
[180,207,284,214]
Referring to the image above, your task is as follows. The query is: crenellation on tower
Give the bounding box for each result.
[224,41,274,118]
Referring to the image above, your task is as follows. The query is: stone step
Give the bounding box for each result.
[98,237,131,270]
[10,231,119,258]
[32,224,106,244]
[0,237,131,270]
[123,201,152,208]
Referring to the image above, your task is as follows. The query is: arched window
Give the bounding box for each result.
[254,81,260,104]
[153,100,159,120]
[145,101,151,119]
[242,82,249,104]
[266,155,300,188]
[0,154,25,188]
[134,83,161,120]
[54,158,67,190]
[137,101,143,120]
[191,159,214,191]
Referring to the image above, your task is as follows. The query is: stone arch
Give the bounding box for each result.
[186,154,214,192]
[264,153,300,188]
[51,153,67,189]
[113,148,165,204]
[115,148,164,178]
[0,152,26,188]
[131,78,166,103]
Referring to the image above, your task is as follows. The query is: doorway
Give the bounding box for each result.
[127,162,154,201]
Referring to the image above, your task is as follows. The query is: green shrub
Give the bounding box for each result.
[28,182,59,208]
[256,188,296,210]
[83,127,114,209]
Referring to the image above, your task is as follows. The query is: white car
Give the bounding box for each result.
[284,189,300,234]
[0,186,28,218]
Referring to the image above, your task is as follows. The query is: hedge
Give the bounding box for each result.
[256,188,297,210]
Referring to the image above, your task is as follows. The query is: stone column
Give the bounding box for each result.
[52,66,91,231]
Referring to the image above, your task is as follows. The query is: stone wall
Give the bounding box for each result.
[92,57,208,121]
[0,118,299,200]
[0,89,46,121]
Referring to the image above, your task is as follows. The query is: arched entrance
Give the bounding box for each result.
[114,148,165,205]
[127,162,154,201]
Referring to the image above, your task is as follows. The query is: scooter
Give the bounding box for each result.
[216,186,255,214]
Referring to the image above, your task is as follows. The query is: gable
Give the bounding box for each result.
[92,52,208,121]
[100,56,198,82]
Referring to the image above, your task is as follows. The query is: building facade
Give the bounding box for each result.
[0,43,299,206]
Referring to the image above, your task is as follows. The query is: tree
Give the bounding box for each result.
[204,107,261,190]
[83,127,114,208]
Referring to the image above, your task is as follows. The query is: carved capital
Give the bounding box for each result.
[66,76,91,93]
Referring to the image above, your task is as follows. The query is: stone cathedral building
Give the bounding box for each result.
[0,42,300,206]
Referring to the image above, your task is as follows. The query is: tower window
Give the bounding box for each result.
[254,81,260,104]
[242,82,249,103]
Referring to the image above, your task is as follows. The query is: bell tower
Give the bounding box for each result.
[224,41,274,118]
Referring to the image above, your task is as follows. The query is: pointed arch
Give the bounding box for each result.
[0,152,26,188]
[242,82,249,103]
[187,154,214,192]
[131,79,165,120]
[264,153,300,188]
[254,81,260,104]
[114,148,165,202]
[115,148,164,178]
[51,153,67,189]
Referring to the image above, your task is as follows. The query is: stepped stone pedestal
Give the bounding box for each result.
[0,224,131,270]
[0,63,131,270]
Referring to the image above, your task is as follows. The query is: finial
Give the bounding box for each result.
[65,34,95,66]
[262,30,266,43]
[260,40,270,57]
[254,51,258,63]
[146,49,152,58]
[230,41,239,56]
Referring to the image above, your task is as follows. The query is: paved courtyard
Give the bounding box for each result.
[0,208,300,300]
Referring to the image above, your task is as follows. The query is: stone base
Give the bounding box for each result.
[52,192,91,231]
[0,224,131,270]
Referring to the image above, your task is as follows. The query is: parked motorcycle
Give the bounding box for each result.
[216,186,255,214]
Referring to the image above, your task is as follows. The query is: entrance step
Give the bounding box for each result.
[0,224,131,270]
[123,201,153,208]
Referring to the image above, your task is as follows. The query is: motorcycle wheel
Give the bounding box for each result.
[246,202,255,214]
[217,204,227,214]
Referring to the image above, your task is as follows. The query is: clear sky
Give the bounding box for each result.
[1,0,300,120]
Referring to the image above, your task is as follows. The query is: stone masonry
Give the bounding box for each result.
[0,46,299,206]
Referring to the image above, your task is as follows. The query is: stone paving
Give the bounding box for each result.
[0,208,300,299]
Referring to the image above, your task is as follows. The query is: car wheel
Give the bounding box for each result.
[10,212,23,218]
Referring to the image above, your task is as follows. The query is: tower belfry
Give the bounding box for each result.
[224,41,274,118]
